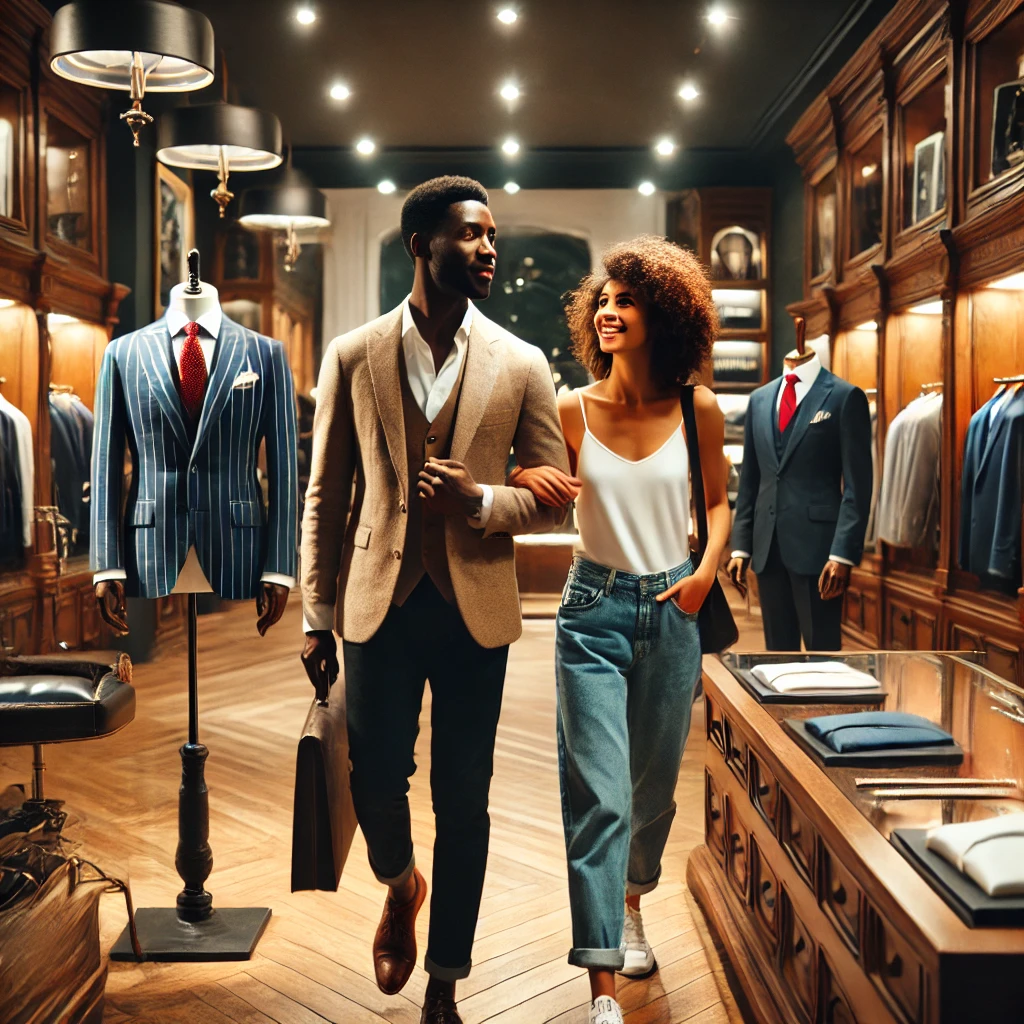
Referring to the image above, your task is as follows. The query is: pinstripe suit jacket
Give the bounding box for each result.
[89,315,298,600]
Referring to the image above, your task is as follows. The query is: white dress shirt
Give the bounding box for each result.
[0,392,34,548]
[732,354,853,566]
[401,297,493,528]
[93,305,295,590]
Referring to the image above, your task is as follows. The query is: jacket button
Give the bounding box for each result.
[393,549,401,560]
[191,466,197,474]
[399,501,407,514]
[427,435,436,444]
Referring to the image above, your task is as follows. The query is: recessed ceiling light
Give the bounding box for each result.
[0,298,14,309]
[861,163,878,179]
[295,6,316,25]
[329,82,351,101]
[707,6,730,27]
[638,181,657,197]
[497,7,518,24]
[504,181,520,194]
[377,179,396,195]
[502,136,521,157]
[655,137,676,157]
[355,137,376,156]
[678,83,700,102]
[855,320,878,331]
[48,313,79,325]
[500,81,520,102]
[987,272,1024,290]
[909,300,943,315]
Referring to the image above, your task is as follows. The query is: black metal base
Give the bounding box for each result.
[109,906,271,962]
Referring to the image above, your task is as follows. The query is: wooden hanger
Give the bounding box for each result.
[783,315,816,368]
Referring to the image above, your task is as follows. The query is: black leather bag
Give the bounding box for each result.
[680,386,739,654]
[291,689,358,892]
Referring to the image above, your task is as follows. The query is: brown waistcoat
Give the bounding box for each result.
[392,352,468,605]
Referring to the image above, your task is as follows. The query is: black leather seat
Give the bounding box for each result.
[0,655,136,827]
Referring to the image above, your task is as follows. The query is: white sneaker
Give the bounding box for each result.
[618,905,656,977]
[589,996,624,1024]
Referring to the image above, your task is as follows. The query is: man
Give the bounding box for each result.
[727,351,872,650]
[300,176,569,1024]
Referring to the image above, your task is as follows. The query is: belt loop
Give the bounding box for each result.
[605,568,617,596]
[663,569,671,592]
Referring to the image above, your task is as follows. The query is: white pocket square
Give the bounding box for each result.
[809,410,832,424]
[232,370,260,389]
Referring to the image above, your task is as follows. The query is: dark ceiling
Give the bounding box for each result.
[176,0,875,151]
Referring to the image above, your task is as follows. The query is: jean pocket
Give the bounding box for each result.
[666,596,700,622]
[560,576,603,610]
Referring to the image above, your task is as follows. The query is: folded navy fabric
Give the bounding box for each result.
[804,711,954,753]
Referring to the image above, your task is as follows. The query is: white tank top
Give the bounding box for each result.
[574,390,691,575]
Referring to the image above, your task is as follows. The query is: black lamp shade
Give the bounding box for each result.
[51,0,215,92]
[239,170,329,230]
[157,102,283,171]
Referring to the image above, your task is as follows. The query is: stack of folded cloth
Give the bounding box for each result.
[751,661,881,694]
[926,814,1024,896]
[802,711,955,753]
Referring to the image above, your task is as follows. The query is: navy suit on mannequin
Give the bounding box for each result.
[731,357,872,650]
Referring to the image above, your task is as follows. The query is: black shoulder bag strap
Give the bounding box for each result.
[680,385,738,653]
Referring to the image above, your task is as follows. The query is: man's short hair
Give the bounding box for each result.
[400,176,489,260]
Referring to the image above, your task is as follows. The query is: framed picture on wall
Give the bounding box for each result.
[913,131,945,224]
[154,163,194,317]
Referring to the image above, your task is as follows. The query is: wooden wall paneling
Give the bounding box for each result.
[0,301,39,438]
[48,318,108,410]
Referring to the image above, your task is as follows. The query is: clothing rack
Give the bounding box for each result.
[48,383,74,394]
[919,381,943,392]
[864,387,877,396]
[994,374,1024,384]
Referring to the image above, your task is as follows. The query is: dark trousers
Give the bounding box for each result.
[342,577,509,981]
[756,533,843,651]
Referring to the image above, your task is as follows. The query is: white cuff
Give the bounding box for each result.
[93,568,127,584]
[730,551,751,560]
[260,571,295,589]
[468,484,494,530]
[303,601,335,634]
[828,554,855,566]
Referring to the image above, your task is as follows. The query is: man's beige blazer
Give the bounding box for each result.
[300,304,570,649]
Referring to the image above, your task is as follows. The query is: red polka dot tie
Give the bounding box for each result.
[179,321,207,419]
[778,373,800,433]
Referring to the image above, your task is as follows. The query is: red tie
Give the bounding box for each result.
[779,373,800,433]
[179,321,207,419]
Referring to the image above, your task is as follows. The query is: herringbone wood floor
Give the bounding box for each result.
[0,596,764,1023]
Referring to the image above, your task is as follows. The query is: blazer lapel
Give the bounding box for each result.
[366,307,408,500]
[778,370,835,473]
[193,316,248,457]
[139,321,193,454]
[450,316,500,464]
[756,384,780,471]
[977,389,1020,478]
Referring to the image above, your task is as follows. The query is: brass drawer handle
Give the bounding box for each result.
[794,935,806,956]
[731,832,744,853]
[761,879,775,909]
[758,782,772,797]
[831,880,847,906]
[886,953,903,978]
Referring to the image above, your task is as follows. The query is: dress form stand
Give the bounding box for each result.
[784,315,815,369]
[111,250,271,961]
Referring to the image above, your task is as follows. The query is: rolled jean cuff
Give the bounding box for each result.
[568,947,626,970]
[424,954,472,981]
[370,851,416,888]
[626,867,662,896]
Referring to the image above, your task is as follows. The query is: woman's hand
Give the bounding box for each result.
[508,465,582,507]
[656,567,714,615]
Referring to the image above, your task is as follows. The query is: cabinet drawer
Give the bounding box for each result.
[749,752,779,833]
[820,841,862,956]
[868,906,925,1023]
[724,795,749,903]
[705,768,727,866]
[779,788,816,892]
[724,717,748,787]
[750,837,779,951]
[819,948,859,1024]
[780,886,816,1024]
[706,694,726,753]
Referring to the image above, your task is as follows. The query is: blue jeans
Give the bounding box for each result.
[555,556,702,970]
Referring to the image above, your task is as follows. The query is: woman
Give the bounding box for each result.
[512,236,730,1024]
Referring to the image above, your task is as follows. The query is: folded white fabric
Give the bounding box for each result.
[926,813,1024,896]
[750,661,881,693]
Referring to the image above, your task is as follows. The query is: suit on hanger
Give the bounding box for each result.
[90,314,298,600]
[732,359,872,650]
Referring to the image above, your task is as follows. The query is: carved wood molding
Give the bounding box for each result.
[953,189,1024,286]
[835,266,885,328]
[886,231,951,306]
[965,0,1024,41]
[786,293,832,339]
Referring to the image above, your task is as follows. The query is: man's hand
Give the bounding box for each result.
[256,582,289,636]
[508,465,581,507]
[726,556,749,598]
[95,580,129,636]
[418,458,484,518]
[301,630,339,704]
[818,560,851,601]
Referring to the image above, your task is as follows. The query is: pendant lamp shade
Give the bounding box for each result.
[239,170,329,231]
[156,102,283,171]
[50,1,214,92]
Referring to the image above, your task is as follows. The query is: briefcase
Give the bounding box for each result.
[291,691,358,891]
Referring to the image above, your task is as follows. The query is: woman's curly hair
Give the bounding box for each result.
[565,235,718,390]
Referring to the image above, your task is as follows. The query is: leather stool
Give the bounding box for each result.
[0,654,136,835]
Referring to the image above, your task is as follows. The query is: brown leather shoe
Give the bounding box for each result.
[373,868,427,994]
[420,990,463,1024]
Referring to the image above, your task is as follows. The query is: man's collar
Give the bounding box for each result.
[786,353,821,387]
[401,295,474,343]
[166,305,223,340]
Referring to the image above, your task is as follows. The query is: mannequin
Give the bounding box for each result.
[93,250,290,635]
